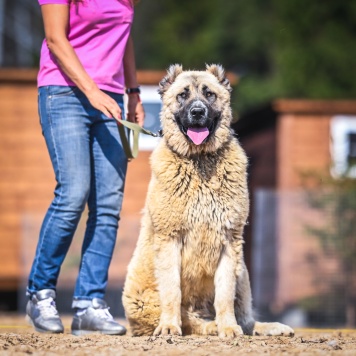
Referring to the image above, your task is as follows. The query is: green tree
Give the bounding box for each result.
[133,0,356,113]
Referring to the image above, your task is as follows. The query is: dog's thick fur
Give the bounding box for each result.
[122,64,294,338]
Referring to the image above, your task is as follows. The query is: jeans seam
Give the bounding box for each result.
[79,253,86,296]
[31,89,63,291]
[77,126,98,297]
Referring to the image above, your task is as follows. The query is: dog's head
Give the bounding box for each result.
[158,64,233,156]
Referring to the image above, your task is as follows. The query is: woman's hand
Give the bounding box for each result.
[123,35,144,126]
[127,94,145,126]
[85,86,122,120]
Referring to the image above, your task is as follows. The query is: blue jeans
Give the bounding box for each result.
[27,86,128,308]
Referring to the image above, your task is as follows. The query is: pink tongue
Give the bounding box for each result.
[187,127,210,145]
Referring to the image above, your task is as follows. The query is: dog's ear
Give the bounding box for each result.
[158,64,183,97]
[206,64,232,92]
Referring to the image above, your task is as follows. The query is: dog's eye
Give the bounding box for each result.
[177,92,188,102]
[205,91,214,98]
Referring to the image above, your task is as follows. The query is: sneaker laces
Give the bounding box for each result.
[37,297,59,318]
[94,307,114,321]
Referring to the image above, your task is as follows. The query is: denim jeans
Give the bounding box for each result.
[27,86,128,308]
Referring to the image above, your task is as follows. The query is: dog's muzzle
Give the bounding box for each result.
[176,100,219,146]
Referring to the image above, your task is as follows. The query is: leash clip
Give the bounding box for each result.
[151,129,163,138]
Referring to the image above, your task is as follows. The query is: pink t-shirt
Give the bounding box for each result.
[37,0,134,94]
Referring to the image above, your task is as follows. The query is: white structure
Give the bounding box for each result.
[132,85,162,151]
[330,115,356,178]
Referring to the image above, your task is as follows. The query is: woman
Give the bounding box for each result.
[26,0,144,335]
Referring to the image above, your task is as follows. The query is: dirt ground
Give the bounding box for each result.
[1,314,356,355]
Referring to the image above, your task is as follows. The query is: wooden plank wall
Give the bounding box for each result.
[277,114,331,189]
[0,83,47,288]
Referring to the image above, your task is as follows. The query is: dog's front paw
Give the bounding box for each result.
[253,322,294,337]
[153,323,182,336]
[218,324,243,338]
[202,321,218,336]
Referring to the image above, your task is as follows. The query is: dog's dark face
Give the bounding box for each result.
[159,64,233,156]
[174,84,221,146]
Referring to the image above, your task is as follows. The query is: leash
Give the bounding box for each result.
[115,116,161,160]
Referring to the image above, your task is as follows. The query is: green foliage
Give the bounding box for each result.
[306,173,356,266]
[132,0,356,113]
[304,172,356,326]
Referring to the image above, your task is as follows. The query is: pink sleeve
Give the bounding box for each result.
[38,0,70,4]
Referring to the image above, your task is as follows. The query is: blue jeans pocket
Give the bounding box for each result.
[48,86,80,98]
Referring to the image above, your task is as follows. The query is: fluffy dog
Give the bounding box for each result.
[123,64,294,338]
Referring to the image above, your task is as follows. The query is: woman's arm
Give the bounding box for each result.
[41,4,122,119]
[123,34,145,126]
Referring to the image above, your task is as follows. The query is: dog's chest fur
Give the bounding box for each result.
[148,140,249,278]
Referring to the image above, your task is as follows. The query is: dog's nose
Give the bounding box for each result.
[190,107,205,119]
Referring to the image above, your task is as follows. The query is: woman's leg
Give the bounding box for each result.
[27,86,92,295]
[73,92,127,305]
[70,92,127,335]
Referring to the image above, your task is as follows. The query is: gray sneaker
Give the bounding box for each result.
[71,298,126,336]
[26,289,64,333]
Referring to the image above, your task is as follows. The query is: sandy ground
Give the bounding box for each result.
[1,314,356,355]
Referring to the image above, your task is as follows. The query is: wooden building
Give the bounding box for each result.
[232,100,356,325]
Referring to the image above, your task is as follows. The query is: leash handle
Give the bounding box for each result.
[114,116,160,161]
